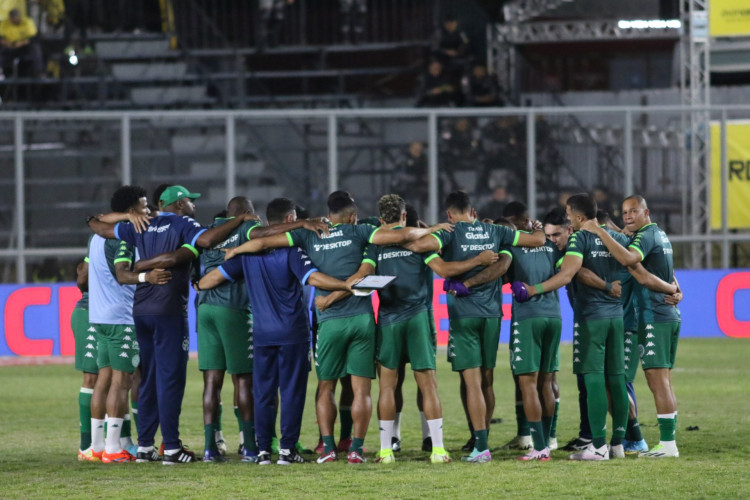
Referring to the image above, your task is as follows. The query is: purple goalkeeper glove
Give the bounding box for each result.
[511,281,531,303]
[443,279,471,297]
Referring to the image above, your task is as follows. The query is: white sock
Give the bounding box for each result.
[420,411,430,439]
[239,431,244,446]
[137,445,153,453]
[657,412,676,419]
[91,418,105,452]
[379,420,394,451]
[164,448,180,455]
[427,418,444,449]
[215,430,225,442]
[105,417,124,454]
[393,413,402,440]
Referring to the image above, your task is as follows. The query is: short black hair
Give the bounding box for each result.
[327,190,353,204]
[502,201,527,219]
[596,210,610,225]
[493,216,511,226]
[566,193,597,220]
[405,204,419,228]
[152,183,171,207]
[213,210,228,219]
[111,185,148,213]
[266,197,296,224]
[328,193,357,215]
[295,204,310,220]
[444,190,471,212]
[543,207,568,227]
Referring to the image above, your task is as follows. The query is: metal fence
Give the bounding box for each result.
[1,104,749,283]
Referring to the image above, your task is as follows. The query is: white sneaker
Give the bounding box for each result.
[501,435,532,450]
[549,437,558,451]
[609,444,625,458]
[639,442,679,458]
[569,443,609,461]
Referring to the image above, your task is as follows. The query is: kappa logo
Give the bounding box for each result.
[625,347,631,353]
[513,322,519,326]
[625,338,632,344]
[574,340,579,345]
[122,344,130,349]
[85,344,94,350]
[574,331,579,337]
[124,335,132,341]
[625,356,630,361]
[646,350,656,356]
[125,327,133,333]
[88,327,96,332]
[616,426,626,432]
[86,335,95,341]
[513,339,520,344]
[573,348,579,354]
[514,347,521,353]
[645,324,655,330]
[646,341,655,347]
[85,352,94,358]
[646,333,655,338]
[513,329,520,335]
[514,356,522,361]
[574,323,579,328]
[574,357,580,363]
[119,352,129,358]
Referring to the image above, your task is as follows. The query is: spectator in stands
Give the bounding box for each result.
[417,60,458,107]
[63,0,94,56]
[431,16,469,77]
[391,141,428,211]
[593,185,620,225]
[339,0,366,44]
[259,0,295,48]
[439,118,482,194]
[479,185,509,221]
[0,9,45,79]
[465,64,501,107]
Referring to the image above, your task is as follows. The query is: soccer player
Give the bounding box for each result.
[579,195,682,458]
[404,191,546,462]
[72,258,99,461]
[87,185,264,464]
[224,192,451,464]
[87,185,174,464]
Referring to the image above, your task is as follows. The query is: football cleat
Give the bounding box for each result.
[422,436,433,453]
[316,450,338,464]
[609,444,625,459]
[501,435,532,450]
[240,447,259,463]
[215,438,227,456]
[314,438,325,454]
[639,442,679,458]
[623,439,649,454]
[257,451,272,465]
[391,437,401,452]
[461,449,491,463]
[518,447,551,462]
[162,444,196,465]
[135,448,160,463]
[78,448,102,462]
[277,449,307,465]
[203,449,227,463]
[569,443,609,461]
[548,437,558,451]
[347,450,366,464]
[429,447,451,463]
[336,437,353,453]
[460,436,476,452]
[376,449,395,464]
[296,441,313,454]
[102,449,135,463]
[562,436,592,451]
[126,443,139,458]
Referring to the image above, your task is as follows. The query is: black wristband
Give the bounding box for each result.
[86,215,97,224]
[193,279,202,292]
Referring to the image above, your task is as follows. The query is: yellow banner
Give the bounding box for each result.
[710,0,750,37]
[711,122,750,229]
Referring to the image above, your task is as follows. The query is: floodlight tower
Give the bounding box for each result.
[679,0,710,268]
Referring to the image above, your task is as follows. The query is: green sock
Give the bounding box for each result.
[529,421,546,451]
[217,403,223,432]
[79,388,93,450]
[130,401,138,432]
[322,435,336,453]
[234,407,242,432]
[542,416,553,448]
[351,437,365,454]
[583,373,608,449]
[339,406,353,441]
[122,414,131,439]
[204,423,218,451]
[515,402,530,436]
[607,374,629,446]
[474,429,489,451]
[628,417,643,441]
[550,399,559,438]
[242,420,258,452]
[658,415,676,442]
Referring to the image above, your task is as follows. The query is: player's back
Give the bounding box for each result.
[630,223,680,323]
[88,234,136,324]
[506,240,561,321]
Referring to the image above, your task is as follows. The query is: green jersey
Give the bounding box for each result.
[288,223,379,322]
[628,223,680,323]
[76,255,90,309]
[198,218,259,311]
[433,220,519,319]
[369,227,436,325]
[565,228,628,320]
[503,240,562,321]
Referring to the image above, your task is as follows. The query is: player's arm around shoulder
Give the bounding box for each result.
[626,262,678,294]
[512,220,545,248]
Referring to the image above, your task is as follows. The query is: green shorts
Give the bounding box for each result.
[624,330,639,382]
[447,317,501,372]
[92,324,140,373]
[509,317,561,376]
[72,307,98,374]
[573,318,624,375]
[638,321,680,370]
[315,314,376,380]
[197,303,253,375]
[377,310,436,371]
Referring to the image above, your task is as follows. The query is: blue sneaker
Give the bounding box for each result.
[624,439,649,455]
[203,449,226,463]
[460,448,492,463]
[240,447,259,463]
[126,443,138,458]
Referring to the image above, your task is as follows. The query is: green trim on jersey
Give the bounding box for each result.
[182,243,199,258]
[368,226,382,244]
[424,253,438,264]
[83,256,89,263]
[362,258,376,267]
[512,231,520,246]
[431,233,442,249]
[285,232,294,247]
[628,245,645,261]
[566,251,583,260]
[499,249,512,258]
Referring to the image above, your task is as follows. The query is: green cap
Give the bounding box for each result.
[160,185,201,207]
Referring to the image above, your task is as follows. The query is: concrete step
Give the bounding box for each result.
[112,62,188,81]
[95,38,172,59]
[171,134,249,154]
[190,160,265,178]
[130,86,213,106]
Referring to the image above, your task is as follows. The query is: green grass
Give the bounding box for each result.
[1,338,749,499]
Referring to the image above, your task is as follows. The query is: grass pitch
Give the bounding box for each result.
[1,338,749,499]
